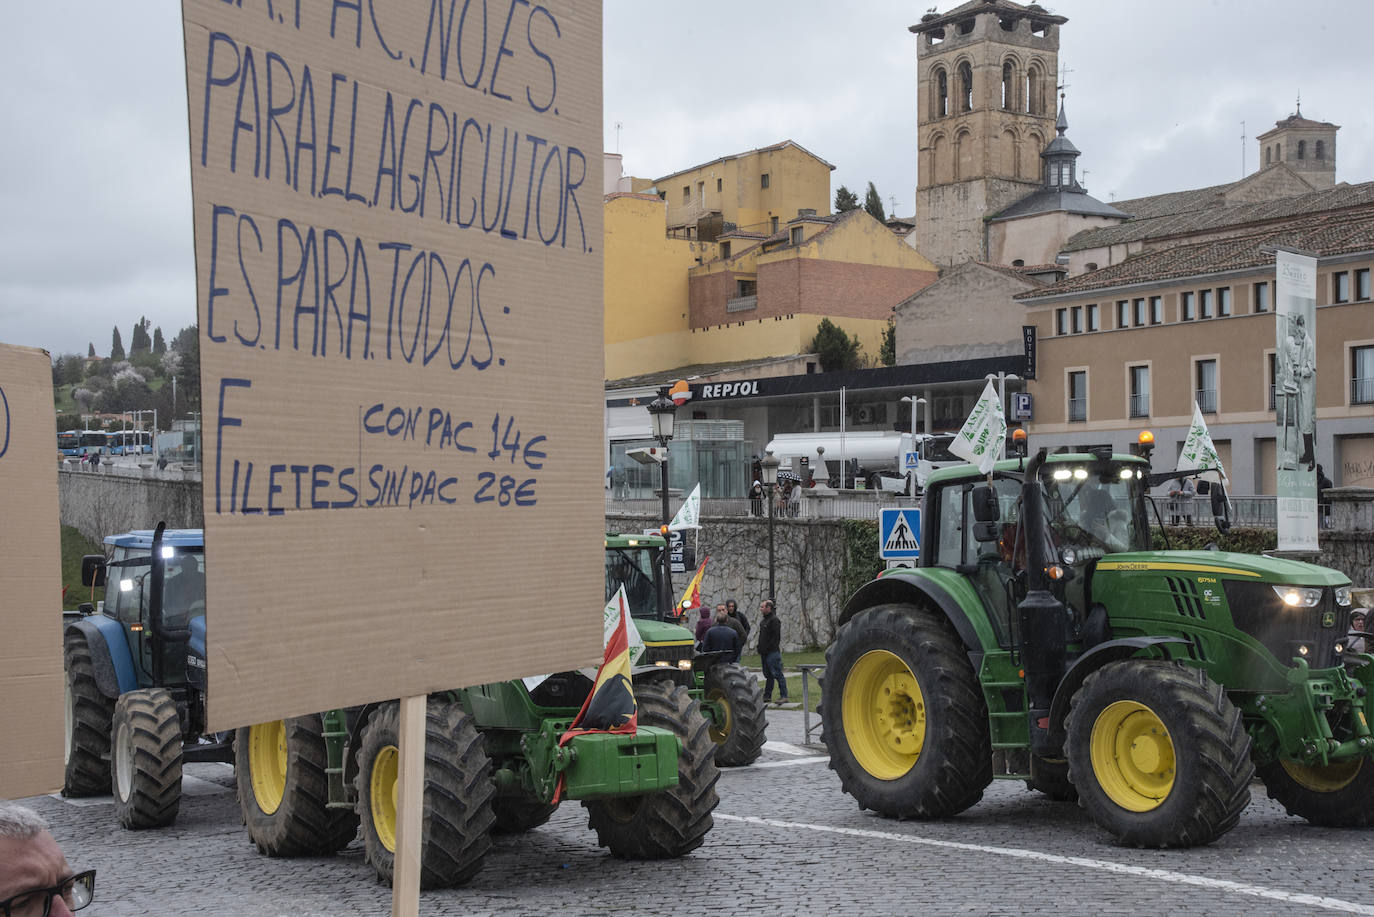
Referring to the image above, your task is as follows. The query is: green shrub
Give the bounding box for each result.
[1149,525,1276,554]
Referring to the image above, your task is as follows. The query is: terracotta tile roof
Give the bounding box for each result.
[1017,204,1374,300]
[975,261,1055,283]
[1062,180,1374,252]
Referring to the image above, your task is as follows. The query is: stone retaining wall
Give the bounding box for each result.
[59,468,203,545]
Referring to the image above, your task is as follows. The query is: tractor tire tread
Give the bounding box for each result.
[237,715,359,857]
[705,663,768,767]
[63,629,114,797]
[112,688,183,830]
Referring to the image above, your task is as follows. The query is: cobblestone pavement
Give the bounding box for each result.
[18,708,1374,916]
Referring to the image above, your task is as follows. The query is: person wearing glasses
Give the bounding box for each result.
[0,802,95,916]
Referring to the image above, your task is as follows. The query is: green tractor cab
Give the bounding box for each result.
[823,442,1362,847]
[604,532,769,767]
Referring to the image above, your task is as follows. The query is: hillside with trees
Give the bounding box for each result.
[52,320,199,432]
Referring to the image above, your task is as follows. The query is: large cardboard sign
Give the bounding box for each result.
[0,343,64,797]
[1274,250,1318,552]
[182,2,604,729]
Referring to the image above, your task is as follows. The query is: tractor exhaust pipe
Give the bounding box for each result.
[1018,449,1068,756]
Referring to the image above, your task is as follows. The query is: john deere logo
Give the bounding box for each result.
[1321,611,1336,628]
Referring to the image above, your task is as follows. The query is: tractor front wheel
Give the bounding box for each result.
[821,604,992,818]
[63,629,113,797]
[584,680,719,858]
[111,688,183,829]
[1257,756,1374,827]
[236,716,359,856]
[354,699,495,888]
[1065,660,1252,847]
[703,663,768,767]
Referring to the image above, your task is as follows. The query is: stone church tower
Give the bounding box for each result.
[910,1,1067,266]
[1255,105,1339,191]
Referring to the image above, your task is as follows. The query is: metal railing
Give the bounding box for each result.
[1353,377,1374,405]
[1196,388,1218,413]
[1128,393,1149,418]
[1068,397,1087,422]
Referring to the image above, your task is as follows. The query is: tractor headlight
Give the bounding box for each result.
[678,659,693,671]
[1335,586,1352,607]
[1272,585,1323,608]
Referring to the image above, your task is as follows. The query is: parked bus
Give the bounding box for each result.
[58,430,82,456]
[107,430,153,455]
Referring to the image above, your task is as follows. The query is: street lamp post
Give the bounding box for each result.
[760,450,780,604]
[646,386,678,615]
[984,372,1021,457]
[900,394,927,498]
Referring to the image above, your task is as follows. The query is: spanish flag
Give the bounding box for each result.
[561,587,637,732]
[675,555,711,619]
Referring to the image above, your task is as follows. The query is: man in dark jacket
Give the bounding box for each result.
[701,609,741,658]
[757,599,787,703]
[725,599,750,638]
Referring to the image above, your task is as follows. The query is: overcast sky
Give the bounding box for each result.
[1,1,1368,360]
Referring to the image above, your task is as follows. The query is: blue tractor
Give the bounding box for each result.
[63,524,230,828]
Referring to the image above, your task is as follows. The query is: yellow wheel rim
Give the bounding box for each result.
[1090,700,1175,812]
[248,720,288,816]
[371,745,400,853]
[707,689,733,745]
[841,649,925,780]
[1280,757,1362,792]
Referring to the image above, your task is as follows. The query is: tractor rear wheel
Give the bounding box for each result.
[354,699,495,888]
[584,680,719,858]
[1256,756,1374,826]
[490,798,558,834]
[236,716,359,856]
[1065,660,1252,847]
[63,629,113,797]
[111,688,183,829]
[821,604,992,818]
[704,663,768,767]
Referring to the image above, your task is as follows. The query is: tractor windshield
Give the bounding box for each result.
[1041,461,1151,555]
[604,547,661,620]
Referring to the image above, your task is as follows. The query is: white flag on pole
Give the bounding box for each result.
[950,380,1007,475]
[668,483,702,531]
[1176,401,1230,488]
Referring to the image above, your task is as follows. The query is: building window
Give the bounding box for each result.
[1070,305,1082,334]
[1002,62,1013,109]
[1149,296,1162,324]
[720,241,731,259]
[1316,140,1326,160]
[1276,142,1282,160]
[1196,359,1218,413]
[716,178,723,192]
[1254,281,1270,313]
[1059,163,1071,186]
[1358,269,1371,301]
[1086,303,1099,332]
[770,216,779,234]
[1265,146,1272,166]
[1217,287,1232,317]
[1181,291,1195,321]
[1334,271,1350,303]
[1116,300,1129,328]
[958,61,973,112]
[1055,308,1067,336]
[1199,289,1213,319]
[1297,140,1306,160]
[936,69,949,118]
[789,226,803,245]
[1129,365,1150,418]
[1268,353,1277,410]
[1068,370,1088,422]
[1048,161,1059,187]
[760,173,770,190]
[682,185,690,203]
[1353,346,1374,405]
[1132,298,1146,327]
[737,278,757,297]
[1027,65,1042,114]
[698,181,705,204]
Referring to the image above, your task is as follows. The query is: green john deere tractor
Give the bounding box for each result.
[604,532,768,767]
[236,594,721,887]
[823,439,1363,847]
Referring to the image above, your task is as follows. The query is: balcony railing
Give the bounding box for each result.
[1068,397,1087,422]
[726,295,758,313]
[1128,393,1150,418]
[1353,376,1374,405]
[1196,388,1217,413]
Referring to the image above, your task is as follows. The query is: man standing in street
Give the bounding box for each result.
[700,609,741,660]
[725,599,750,640]
[758,599,788,704]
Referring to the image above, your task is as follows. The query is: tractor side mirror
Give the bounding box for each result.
[1211,481,1231,535]
[80,555,106,588]
[971,485,1000,523]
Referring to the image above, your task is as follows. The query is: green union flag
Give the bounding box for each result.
[951,380,1006,474]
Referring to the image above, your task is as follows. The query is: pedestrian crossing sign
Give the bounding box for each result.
[879,507,921,560]
[903,451,919,471]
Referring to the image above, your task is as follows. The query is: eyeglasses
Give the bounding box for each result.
[1,870,95,916]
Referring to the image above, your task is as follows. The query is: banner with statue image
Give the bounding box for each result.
[1274,250,1318,551]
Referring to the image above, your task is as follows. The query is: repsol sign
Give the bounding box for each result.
[696,380,762,400]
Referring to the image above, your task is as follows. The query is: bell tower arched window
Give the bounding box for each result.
[1316,140,1325,160]
[1297,140,1306,160]
[935,68,948,118]
[1026,65,1042,114]
[1002,62,1014,109]
[958,62,973,112]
